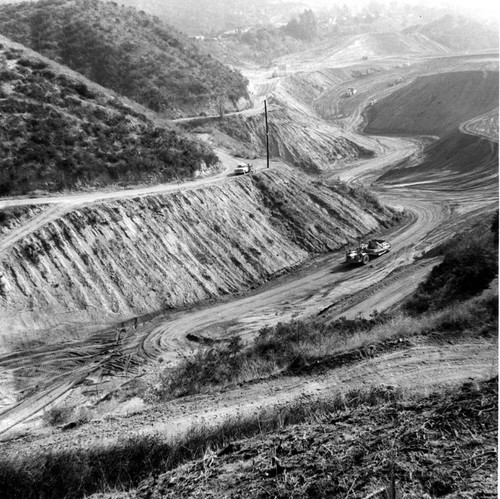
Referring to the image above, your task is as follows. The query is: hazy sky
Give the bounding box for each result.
[310,0,499,20]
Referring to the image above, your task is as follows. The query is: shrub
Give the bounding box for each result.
[42,404,92,427]
[153,315,390,400]
[405,225,498,314]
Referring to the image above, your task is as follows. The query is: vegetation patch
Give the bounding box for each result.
[0,379,495,498]
[151,290,497,400]
[0,0,249,117]
[0,205,40,230]
[139,378,498,499]
[405,211,498,314]
[0,45,218,195]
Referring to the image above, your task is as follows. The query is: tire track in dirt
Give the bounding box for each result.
[0,54,498,438]
[1,340,496,451]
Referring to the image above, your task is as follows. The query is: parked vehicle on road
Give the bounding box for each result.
[345,239,391,265]
[234,163,253,175]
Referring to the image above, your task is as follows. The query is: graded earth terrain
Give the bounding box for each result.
[0,14,498,499]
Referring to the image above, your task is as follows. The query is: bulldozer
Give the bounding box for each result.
[345,239,391,265]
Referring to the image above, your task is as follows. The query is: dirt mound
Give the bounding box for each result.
[462,109,499,142]
[137,378,498,499]
[379,128,498,188]
[365,71,499,136]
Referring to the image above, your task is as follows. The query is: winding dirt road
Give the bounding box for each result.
[0,52,497,440]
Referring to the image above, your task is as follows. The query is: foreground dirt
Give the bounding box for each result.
[2,336,496,458]
[133,377,498,499]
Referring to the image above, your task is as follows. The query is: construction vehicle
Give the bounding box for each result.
[344,87,357,97]
[345,239,391,265]
[233,162,253,175]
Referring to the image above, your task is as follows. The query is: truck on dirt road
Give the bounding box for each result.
[345,239,391,265]
[233,163,253,175]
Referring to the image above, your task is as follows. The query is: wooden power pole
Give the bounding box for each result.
[264,99,270,169]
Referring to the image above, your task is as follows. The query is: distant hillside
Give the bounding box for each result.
[403,15,499,52]
[114,0,309,35]
[0,40,218,196]
[0,0,250,118]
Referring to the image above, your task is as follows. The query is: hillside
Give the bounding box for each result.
[379,128,499,189]
[136,379,497,499]
[364,71,499,136]
[0,167,397,347]
[404,14,499,52]
[0,0,250,118]
[0,40,218,195]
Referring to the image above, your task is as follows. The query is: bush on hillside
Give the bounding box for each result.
[153,315,389,399]
[405,215,498,314]
[0,0,249,116]
[0,47,219,195]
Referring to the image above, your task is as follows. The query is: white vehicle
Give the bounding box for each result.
[234,163,253,175]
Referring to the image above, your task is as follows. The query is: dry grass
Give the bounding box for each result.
[3,378,495,498]
[153,290,497,400]
[0,385,404,499]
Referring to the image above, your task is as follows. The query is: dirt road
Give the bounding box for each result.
[2,338,496,455]
[0,52,497,438]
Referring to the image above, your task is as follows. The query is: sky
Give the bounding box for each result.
[309,0,499,21]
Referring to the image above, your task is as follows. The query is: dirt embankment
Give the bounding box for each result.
[0,168,394,349]
[362,70,499,187]
[379,128,499,187]
[212,68,377,172]
[364,70,499,136]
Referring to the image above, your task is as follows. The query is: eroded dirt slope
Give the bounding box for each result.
[0,167,394,349]
[365,70,499,136]
[221,68,377,171]
[379,128,499,188]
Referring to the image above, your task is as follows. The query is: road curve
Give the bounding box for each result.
[0,55,498,437]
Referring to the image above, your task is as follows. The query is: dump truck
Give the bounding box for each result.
[345,239,391,265]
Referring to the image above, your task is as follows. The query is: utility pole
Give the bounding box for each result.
[264,99,270,169]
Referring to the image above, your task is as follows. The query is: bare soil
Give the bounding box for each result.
[0,38,497,499]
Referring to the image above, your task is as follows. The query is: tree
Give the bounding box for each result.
[285,9,318,41]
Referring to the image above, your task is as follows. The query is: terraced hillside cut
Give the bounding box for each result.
[0,167,397,348]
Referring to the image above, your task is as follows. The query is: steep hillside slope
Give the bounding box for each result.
[0,0,250,117]
[279,31,451,68]
[364,71,499,136]
[379,129,499,189]
[209,69,375,171]
[362,69,499,188]
[136,379,497,499]
[404,14,499,52]
[0,168,396,346]
[0,40,217,195]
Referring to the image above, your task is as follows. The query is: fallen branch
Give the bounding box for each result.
[362,487,387,499]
